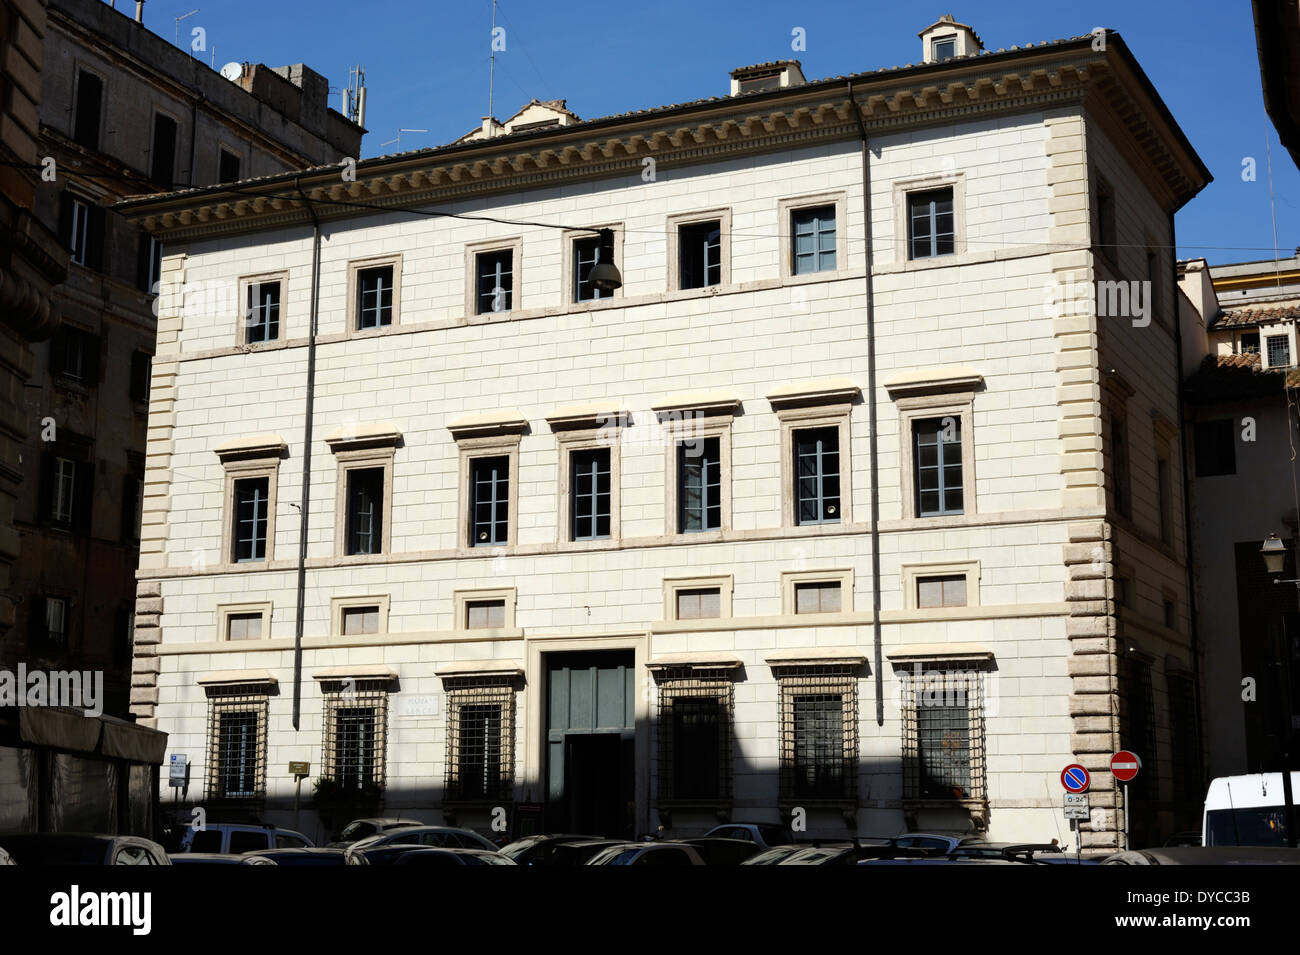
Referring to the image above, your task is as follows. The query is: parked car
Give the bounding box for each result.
[1202,773,1300,847]
[947,842,1063,862]
[674,837,762,865]
[740,845,805,865]
[0,834,171,865]
[0,847,12,865]
[1103,846,1300,865]
[586,842,705,866]
[344,826,500,865]
[541,839,626,866]
[701,823,795,849]
[241,847,349,866]
[499,834,591,865]
[178,822,314,854]
[892,832,980,855]
[391,848,518,866]
[779,842,932,865]
[328,817,424,847]
[169,852,276,865]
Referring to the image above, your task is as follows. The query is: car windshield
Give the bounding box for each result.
[340,822,376,842]
[500,837,543,859]
[1204,808,1289,846]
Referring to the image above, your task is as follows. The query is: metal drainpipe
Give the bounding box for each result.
[1168,210,1206,828]
[292,179,322,731]
[848,82,885,725]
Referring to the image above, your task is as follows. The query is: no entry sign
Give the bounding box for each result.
[1111,751,1141,782]
[1061,763,1090,793]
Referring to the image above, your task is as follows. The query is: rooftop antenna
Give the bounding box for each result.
[379,128,428,152]
[175,8,199,50]
[344,65,368,127]
[488,0,497,122]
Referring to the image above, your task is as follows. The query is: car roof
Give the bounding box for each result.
[245,847,344,855]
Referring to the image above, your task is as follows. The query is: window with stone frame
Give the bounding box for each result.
[1120,656,1156,798]
[774,662,858,805]
[653,665,734,806]
[901,663,987,802]
[443,676,516,803]
[205,687,269,801]
[321,681,389,793]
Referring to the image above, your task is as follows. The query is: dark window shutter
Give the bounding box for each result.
[136,233,151,291]
[58,193,74,249]
[73,460,95,534]
[37,452,55,524]
[86,206,106,271]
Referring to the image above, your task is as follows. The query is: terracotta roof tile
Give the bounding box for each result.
[1211,302,1300,328]
[1184,353,1297,403]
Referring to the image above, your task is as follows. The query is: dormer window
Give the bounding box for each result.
[932,36,957,62]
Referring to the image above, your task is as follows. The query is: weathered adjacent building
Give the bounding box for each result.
[5,0,363,718]
[120,19,1209,850]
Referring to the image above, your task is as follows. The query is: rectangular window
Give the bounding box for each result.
[342,605,380,636]
[226,613,263,641]
[573,236,609,302]
[932,36,956,61]
[570,448,611,540]
[794,427,840,525]
[1097,177,1117,262]
[216,711,261,797]
[777,665,857,803]
[679,220,722,289]
[333,706,378,790]
[1121,659,1156,797]
[50,326,93,382]
[150,113,178,187]
[345,468,384,556]
[466,599,506,630]
[73,71,103,150]
[657,669,732,804]
[232,477,269,562]
[245,281,281,344]
[129,350,151,403]
[1163,598,1176,630]
[1240,332,1260,355]
[916,574,967,609]
[791,206,836,275]
[1267,335,1292,368]
[52,457,76,525]
[675,588,721,620]
[357,266,394,329]
[218,148,241,184]
[44,597,68,644]
[793,695,845,798]
[678,437,721,533]
[1194,419,1236,477]
[914,416,963,517]
[1157,456,1173,545]
[476,250,513,314]
[795,581,842,614]
[137,234,162,293]
[445,680,514,802]
[66,197,91,266]
[120,473,143,546]
[903,666,985,800]
[470,456,509,546]
[908,188,955,259]
[1111,414,1131,518]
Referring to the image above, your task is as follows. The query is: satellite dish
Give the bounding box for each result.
[220,62,243,82]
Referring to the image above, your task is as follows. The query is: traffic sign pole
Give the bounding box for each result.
[1124,783,1129,850]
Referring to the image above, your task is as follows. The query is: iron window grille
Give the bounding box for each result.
[679,220,722,288]
[206,688,269,801]
[794,427,840,525]
[901,664,986,802]
[573,236,610,301]
[678,437,721,532]
[345,467,384,555]
[1267,335,1292,368]
[775,664,858,805]
[357,266,394,328]
[476,250,513,313]
[1167,673,1201,803]
[245,282,280,343]
[571,447,611,540]
[470,456,509,546]
[1120,658,1156,798]
[914,417,963,516]
[232,477,269,562]
[791,206,836,275]
[322,682,389,792]
[444,676,516,803]
[654,667,733,806]
[908,188,955,259]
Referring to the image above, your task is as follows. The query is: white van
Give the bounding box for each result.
[1202,773,1300,846]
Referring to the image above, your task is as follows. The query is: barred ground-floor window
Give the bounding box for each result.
[900,663,987,802]
[443,675,517,803]
[773,661,860,805]
[203,684,269,801]
[651,664,735,807]
[321,680,390,792]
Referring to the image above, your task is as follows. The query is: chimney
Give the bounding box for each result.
[729,60,805,96]
[135,1,144,23]
[919,14,983,64]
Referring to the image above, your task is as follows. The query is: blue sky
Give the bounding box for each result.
[146,0,1295,265]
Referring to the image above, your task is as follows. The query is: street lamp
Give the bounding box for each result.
[1261,533,1299,584]
[588,228,622,292]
